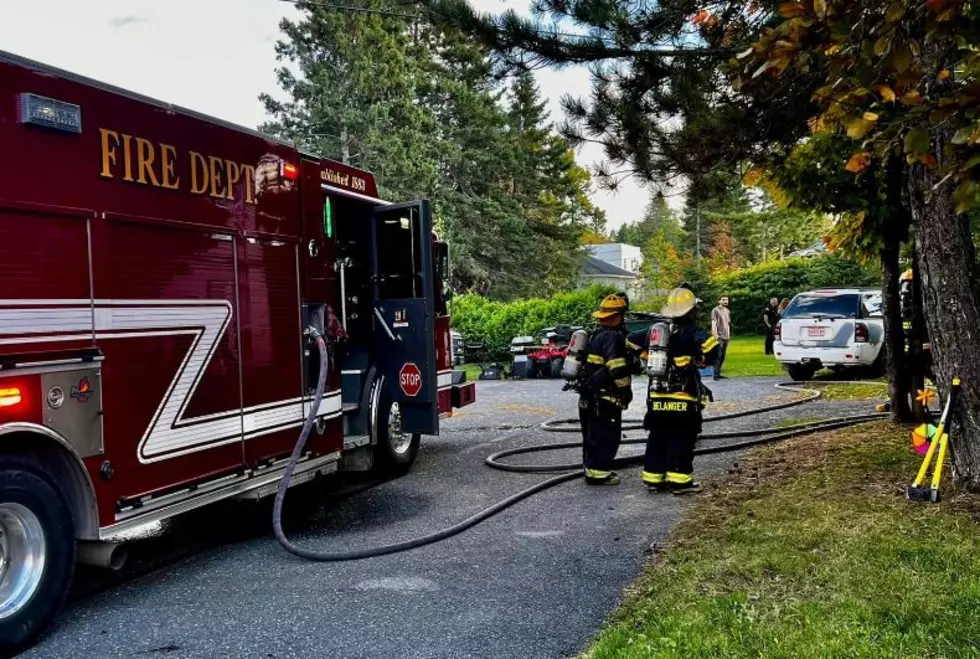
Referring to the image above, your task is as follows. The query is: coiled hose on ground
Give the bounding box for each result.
[273,331,889,562]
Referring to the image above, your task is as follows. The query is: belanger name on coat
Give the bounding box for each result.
[99,128,257,204]
[651,400,690,413]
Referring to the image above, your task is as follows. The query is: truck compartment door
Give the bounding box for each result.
[370,201,438,435]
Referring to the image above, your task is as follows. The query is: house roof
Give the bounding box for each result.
[582,255,637,278]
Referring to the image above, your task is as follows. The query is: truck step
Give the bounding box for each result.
[343,435,371,451]
[342,402,359,413]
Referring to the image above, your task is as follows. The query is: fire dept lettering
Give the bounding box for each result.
[100,128,256,204]
[651,400,689,413]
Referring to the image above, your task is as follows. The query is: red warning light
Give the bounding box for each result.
[281,161,299,181]
[0,387,22,408]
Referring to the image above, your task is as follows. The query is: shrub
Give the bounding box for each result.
[451,285,616,361]
[451,255,878,358]
[700,254,879,335]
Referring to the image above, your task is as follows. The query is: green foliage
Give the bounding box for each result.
[450,285,616,360]
[616,195,683,247]
[700,254,879,335]
[261,4,599,301]
[742,0,980,216]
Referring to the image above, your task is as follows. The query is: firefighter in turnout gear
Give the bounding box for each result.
[578,294,634,485]
[640,285,720,494]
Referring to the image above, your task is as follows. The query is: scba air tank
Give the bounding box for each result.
[561,329,590,379]
[646,322,672,386]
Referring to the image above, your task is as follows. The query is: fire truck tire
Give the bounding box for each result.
[550,357,563,378]
[0,457,75,650]
[373,386,421,477]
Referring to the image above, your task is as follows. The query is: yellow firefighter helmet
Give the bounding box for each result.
[593,293,629,319]
[661,286,699,318]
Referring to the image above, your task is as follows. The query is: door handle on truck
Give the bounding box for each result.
[374,307,401,342]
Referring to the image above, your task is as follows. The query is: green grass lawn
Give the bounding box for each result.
[583,422,980,659]
[772,416,827,428]
[809,381,888,401]
[720,335,784,377]
[458,363,485,382]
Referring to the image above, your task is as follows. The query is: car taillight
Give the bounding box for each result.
[855,322,869,343]
[773,322,781,341]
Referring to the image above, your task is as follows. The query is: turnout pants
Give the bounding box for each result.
[583,398,622,480]
[578,396,592,466]
[642,411,701,488]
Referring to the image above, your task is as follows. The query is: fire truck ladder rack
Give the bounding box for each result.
[272,332,888,562]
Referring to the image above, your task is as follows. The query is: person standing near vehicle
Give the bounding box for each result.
[763,297,780,355]
[710,296,731,381]
[642,285,720,494]
[578,294,634,485]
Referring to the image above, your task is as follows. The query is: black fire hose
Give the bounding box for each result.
[273,333,887,561]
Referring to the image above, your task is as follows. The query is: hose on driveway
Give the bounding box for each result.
[272,335,887,561]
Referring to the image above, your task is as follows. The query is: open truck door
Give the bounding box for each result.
[370,201,438,434]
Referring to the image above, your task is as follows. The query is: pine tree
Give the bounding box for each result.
[261,3,600,301]
[260,1,438,199]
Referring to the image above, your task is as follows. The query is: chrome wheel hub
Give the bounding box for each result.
[0,503,46,620]
[389,402,412,455]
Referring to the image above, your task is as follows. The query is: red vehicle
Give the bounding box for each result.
[529,326,582,378]
[0,50,475,646]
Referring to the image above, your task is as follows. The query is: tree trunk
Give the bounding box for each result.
[882,155,912,422]
[908,125,980,489]
[881,237,912,421]
[909,247,929,419]
[340,125,351,164]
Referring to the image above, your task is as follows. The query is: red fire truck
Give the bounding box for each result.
[0,50,476,647]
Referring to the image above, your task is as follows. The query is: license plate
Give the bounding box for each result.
[807,327,826,337]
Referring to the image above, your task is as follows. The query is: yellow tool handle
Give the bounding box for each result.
[912,422,943,488]
[931,432,950,491]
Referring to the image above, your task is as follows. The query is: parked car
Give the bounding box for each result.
[774,288,884,381]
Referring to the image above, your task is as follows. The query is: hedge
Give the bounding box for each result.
[451,284,616,361]
[451,254,879,358]
[699,254,880,335]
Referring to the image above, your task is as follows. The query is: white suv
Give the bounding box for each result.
[774,288,883,381]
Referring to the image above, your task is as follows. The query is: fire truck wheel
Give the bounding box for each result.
[550,357,563,378]
[0,457,75,650]
[374,387,421,477]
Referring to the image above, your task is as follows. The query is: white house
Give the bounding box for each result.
[580,243,645,297]
[586,244,644,274]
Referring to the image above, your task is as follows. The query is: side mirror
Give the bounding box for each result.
[443,282,454,301]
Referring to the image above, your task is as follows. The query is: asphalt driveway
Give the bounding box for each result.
[22,376,870,659]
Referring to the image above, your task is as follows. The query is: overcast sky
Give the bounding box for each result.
[0,0,654,228]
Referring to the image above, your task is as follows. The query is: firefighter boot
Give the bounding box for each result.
[641,471,668,493]
[666,472,701,495]
[585,469,621,486]
[669,480,702,495]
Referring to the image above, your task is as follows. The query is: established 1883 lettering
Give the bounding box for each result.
[99,128,257,204]
[321,167,367,193]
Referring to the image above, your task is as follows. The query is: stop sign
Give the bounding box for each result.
[399,363,423,397]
